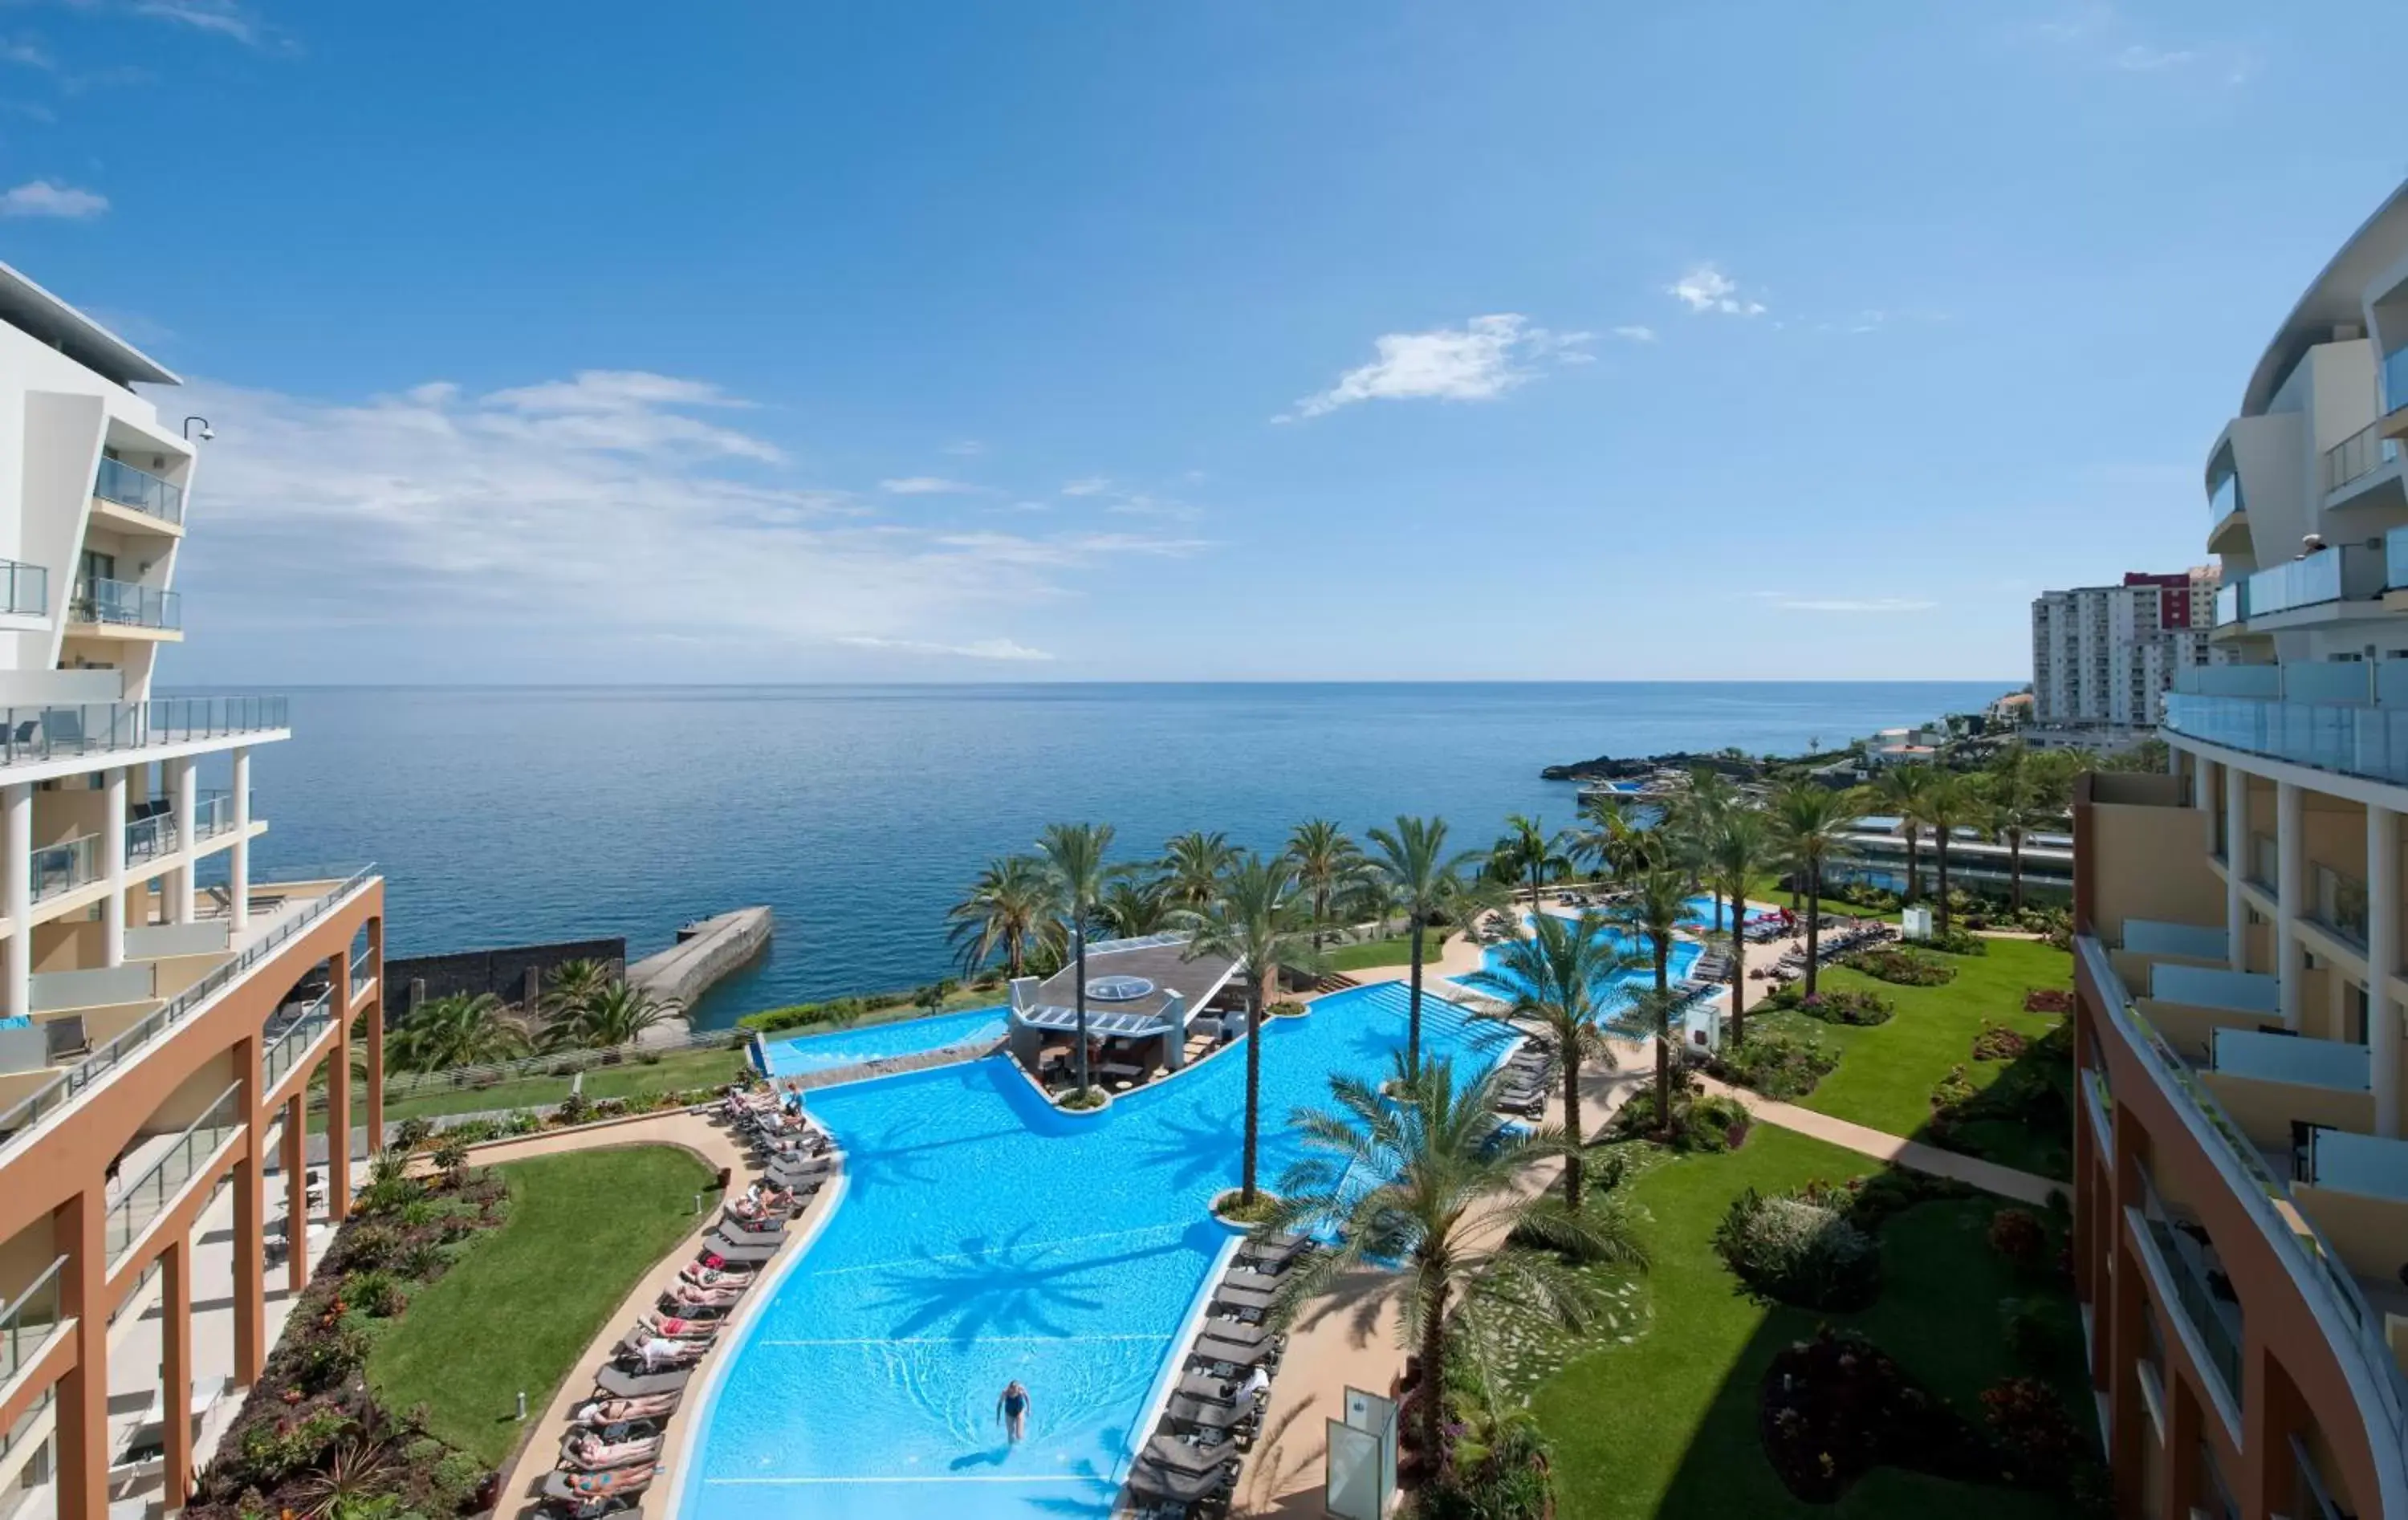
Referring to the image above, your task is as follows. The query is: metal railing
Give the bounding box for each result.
[0,866,376,1151]
[0,1254,66,1389]
[92,457,184,525]
[355,1024,750,1105]
[0,560,45,619]
[2325,419,2402,494]
[2137,1176,2246,1406]
[70,576,178,632]
[31,832,100,902]
[2312,861,2369,948]
[104,1083,241,1264]
[0,697,288,767]
[2080,936,2408,1476]
[262,988,336,1091]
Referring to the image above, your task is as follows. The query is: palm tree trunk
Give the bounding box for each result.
[1935,839,1952,931]
[1529,865,1541,922]
[1713,890,1725,933]
[1653,938,1672,1135]
[1241,987,1262,1205]
[1418,1275,1450,1469]
[1804,860,1822,996]
[1406,918,1426,1076]
[1905,832,1921,903]
[1728,915,1748,1047]
[2009,830,2024,912]
[1073,928,1091,1095]
[1561,1043,1584,1211]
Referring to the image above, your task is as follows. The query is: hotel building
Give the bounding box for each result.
[2073,183,2408,1519]
[0,265,386,1519]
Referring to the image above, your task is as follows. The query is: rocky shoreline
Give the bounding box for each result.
[1538,751,1758,782]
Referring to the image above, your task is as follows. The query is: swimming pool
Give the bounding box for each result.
[758,1006,1011,1080]
[677,982,1510,1520]
[1456,927,1702,1010]
[1679,893,1775,929]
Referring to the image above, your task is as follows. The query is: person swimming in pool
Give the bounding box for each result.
[995,1380,1031,1442]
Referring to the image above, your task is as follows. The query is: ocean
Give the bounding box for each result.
[223,681,2010,1026]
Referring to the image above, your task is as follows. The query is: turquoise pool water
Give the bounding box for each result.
[759,1006,1010,1080]
[1680,892,1775,929]
[1459,920,1704,1006]
[679,982,1511,1520]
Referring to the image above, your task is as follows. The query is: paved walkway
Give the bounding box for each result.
[1691,1074,2066,1206]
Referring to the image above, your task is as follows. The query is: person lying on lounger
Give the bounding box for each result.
[629,1335,705,1371]
[555,1464,655,1497]
[573,1394,678,1426]
[666,1280,742,1310]
[565,1431,661,1469]
[681,1262,754,1290]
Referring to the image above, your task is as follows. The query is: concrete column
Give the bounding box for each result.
[54,1184,107,1520]
[230,746,250,932]
[2277,780,2304,1031]
[161,1234,191,1514]
[3,782,29,1018]
[2225,766,2248,972]
[169,757,196,925]
[364,916,386,1144]
[101,766,126,967]
[2371,805,2402,1139]
[231,1034,265,1388]
[283,1093,309,1292]
[327,952,352,1217]
[2191,751,2212,812]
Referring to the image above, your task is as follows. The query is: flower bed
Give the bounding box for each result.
[1842,947,1956,986]
[1971,1019,2028,1062]
[1920,926,1991,957]
[1712,1188,1880,1311]
[1708,1028,1838,1100]
[1759,1327,1995,1502]
[1608,1084,1753,1152]
[2022,987,2072,1014]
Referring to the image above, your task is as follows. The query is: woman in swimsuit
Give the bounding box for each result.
[996,1380,1031,1442]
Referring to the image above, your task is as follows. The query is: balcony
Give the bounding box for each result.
[92,457,184,527]
[2208,469,2247,546]
[261,987,335,1091]
[30,832,100,903]
[2326,419,2403,495]
[0,560,46,620]
[2134,1169,2246,1412]
[2223,545,2389,628]
[2165,693,2408,789]
[0,1254,65,1395]
[2312,861,2371,949]
[2385,346,2408,429]
[125,792,243,864]
[0,866,375,1152]
[0,697,288,770]
[103,1083,240,1266]
[68,577,178,633]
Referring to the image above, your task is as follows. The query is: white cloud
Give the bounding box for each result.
[1060,477,1112,496]
[1,37,55,69]
[0,179,107,218]
[1284,314,1591,421]
[1611,325,1657,343]
[130,1,278,47]
[170,370,1211,670]
[941,440,985,456]
[1666,265,1766,317]
[878,476,980,495]
[836,635,1053,661]
[2111,43,2195,71]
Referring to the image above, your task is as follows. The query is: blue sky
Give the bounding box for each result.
[1,1,2400,683]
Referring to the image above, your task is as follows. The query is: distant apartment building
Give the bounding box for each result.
[2032,567,2223,728]
[0,264,387,1520]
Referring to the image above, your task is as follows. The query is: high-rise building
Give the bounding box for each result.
[0,263,388,1520]
[2074,182,2408,1520]
[2032,567,2222,729]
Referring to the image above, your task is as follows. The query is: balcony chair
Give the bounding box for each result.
[43,1014,89,1063]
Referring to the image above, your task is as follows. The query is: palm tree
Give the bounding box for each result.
[1771,782,1864,994]
[1704,807,1777,1047]
[1096,876,1172,940]
[1922,773,1979,930]
[388,992,530,1072]
[1568,793,1653,884]
[1173,854,1324,1207]
[1037,822,1116,1099]
[1984,742,2046,912]
[946,855,1058,978]
[1665,769,1738,929]
[1286,819,1365,949]
[1158,830,1240,912]
[1264,1054,1645,1465]
[1607,866,1694,1132]
[548,980,681,1049]
[1365,816,1492,1076]
[1460,912,1630,1209]
[539,958,613,1028]
[1493,813,1568,922]
[1873,764,1938,904]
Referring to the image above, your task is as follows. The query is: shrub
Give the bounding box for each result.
[1972,1020,2028,1061]
[1710,1028,1838,1100]
[1760,1326,1994,1502]
[1713,1188,1881,1310]
[234,1408,351,1490]
[1981,1376,2086,1485]
[1414,1420,1552,1520]
[2023,987,2073,1014]
[341,1269,407,1319]
[554,1091,594,1127]
[1615,1087,1755,1152]
[738,995,874,1034]
[503,1111,542,1136]
[440,1118,499,1144]
[1793,987,1893,1026]
[1267,999,1308,1018]
[1845,948,1957,986]
[390,1118,433,1154]
[428,1136,470,1179]
[1930,1063,1977,1113]
[1999,1297,2056,1367]
[1059,1088,1107,1112]
[1922,925,1990,957]
[1987,1208,2048,1270]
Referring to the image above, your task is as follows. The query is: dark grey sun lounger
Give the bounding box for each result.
[1190,1333,1278,1370]
[1174,1371,1244,1404]
[593,1364,691,1398]
[1210,1278,1278,1311]
[1142,1434,1242,1477]
[1165,1393,1257,1436]
[1197,1318,1281,1350]
[1127,1454,1238,1505]
[714,1217,787,1245]
[702,1229,783,1263]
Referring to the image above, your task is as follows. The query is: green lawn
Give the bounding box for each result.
[324,1044,750,1132]
[1325,931,1454,973]
[1744,871,1902,925]
[1745,937,2073,1178]
[367,1145,718,1465]
[1532,1128,2090,1520]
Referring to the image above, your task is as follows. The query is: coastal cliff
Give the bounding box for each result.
[1539,751,1758,782]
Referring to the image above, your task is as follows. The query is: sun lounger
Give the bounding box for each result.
[1237,1237,1308,1271]
[1174,1371,1247,1405]
[1210,1279,1278,1313]
[1142,1433,1243,1477]
[543,1467,654,1503]
[636,1313,719,1341]
[593,1365,690,1399]
[702,1230,781,1264]
[1126,1453,1238,1505]
[1190,1333,1279,1371]
[1164,1392,1258,1437]
[560,1431,663,1471]
[1198,1318,1283,1351]
[714,1218,787,1246]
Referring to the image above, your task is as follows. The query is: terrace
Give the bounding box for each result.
[1000,933,1246,1093]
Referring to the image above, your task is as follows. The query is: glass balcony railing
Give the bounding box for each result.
[2167,693,2408,790]
[2208,469,2243,527]
[2385,346,2408,418]
[2326,420,2402,494]
[31,832,100,902]
[104,1083,241,1265]
[0,696,287,767]
[70,576,179,632]
[262,987,336,1091]
[0,1254,66,1389]
[2215,582,2245,627]
[92,457,184,526]
[2243,547,2345,618]
[2138,1181,2246,1407]
[2312,862,2370,948]
[0,865,376,1151]
[0,560,45,619]
[2248,831,2279,893]
[124,811,173,864]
